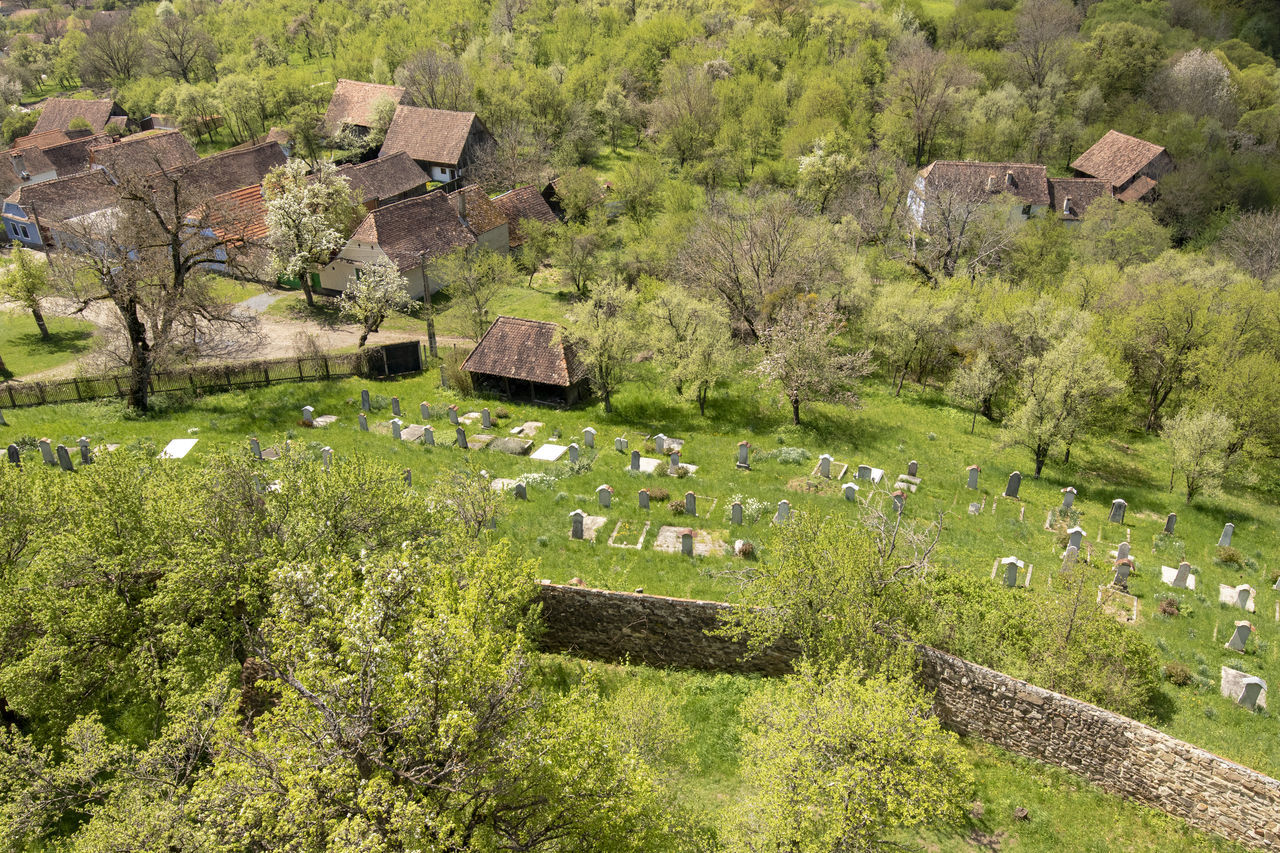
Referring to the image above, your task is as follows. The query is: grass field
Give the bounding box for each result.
[1,358,1274,850]
[0,310,95,379]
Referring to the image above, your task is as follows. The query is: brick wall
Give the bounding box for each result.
[535,583,1280,850]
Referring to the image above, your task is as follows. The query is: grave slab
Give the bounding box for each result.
[159,438,198,459]
[1097,587,1138,623]
[459,411,482,425]
[468,434,495,449]
[489,436,534,456]
[312,415,338,427]
[607,520,651,550]
[666,463,698,476]
[568,514,608,542]
[624,456,662,474]
[1160,565,1197,590]
[400,424,426,442]
[809,460,849,480]
[1221,666,1267,711]
[531,443,568,461]
[490,478,519,492]
[898,474,922,486]
[510,421,544,437]
[653,525,728,556]
[1218,583,1256,613]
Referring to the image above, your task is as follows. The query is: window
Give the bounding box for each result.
[19,224,30,239]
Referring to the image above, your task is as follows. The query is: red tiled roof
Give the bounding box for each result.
[379,105,482,166]
[1071,130,1167,188]
[31,98,126,135]
[322,79,406,135]
[350,189,474,270]
[89,130,199,182]
[916,161,1051,207]
[1116,175,1159,203]
[448,184,507,238]
[1047,177,1112,220]
[203,183,269,244]
[334,152,426,205]
[491,185,558,247]
[462,316,588,387]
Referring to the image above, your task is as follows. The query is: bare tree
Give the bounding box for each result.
[150,14,217,83]
[395,46,473,111]
[882,37,977,167]
[51,169,256,411]
[907,176,1019,281]
[675,191,839,342]
[754,300,872,425]
[79,17,146,88]
[1218,209,1280,284]
[1005,0,1081,90]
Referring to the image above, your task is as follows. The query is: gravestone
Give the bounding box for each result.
[1004,471,1021,498]
[1116,541,1130,560]
[78,437,91,465]
[1220,583,1255,611]
[655,434,667,454]
[423,425,435,446]
[616,437,628,453]
[597,484,612,507]
[360,389,370,411]
[302,406,314,426]
[56,444,73,471]
[1173,561,1191,588]
[892,490,905,514]
[391,397,401,417]
[390,418,402,440]
[1164,513,1176,535]
[857,464,871,480]
[583,427,595,448]
[1113,560,1131,586]
[669,450,681,469]
[737,441,751,470]
[680,530,694,556]
[774,500,791,523]
[1219,523,1234,548]
[6,444,18,466]
[1001,557,1022,588]
[448,406,459,425]
[731,501,743,525]
[38,438,54,465]
[1062,545,1078,570]
[1226,620,1252,652]
[249,437,262,459]
[456,427,468,450]
[402,468,412,486]
[420,402,431,420]
[568,443,580,464]
[1067,526,1085,549]
[321,446,332,471]
[685,491,696,516]
[1109,499,1126,524]
[908,460,919,477]
[1061,487,1076,509]
[630,450,641,471]
[818,454,832,478]
[843,482,858,501]
[966,465,980,490]
[570,510,585,540]
[639,489,650,510]
[513,482,527,500]
[1239,677,1267,711]
[482,408,492,429]
[358,413,368,432]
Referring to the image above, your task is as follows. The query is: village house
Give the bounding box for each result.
[448,184,508,252]
[87,130,200,183]
[491,185,559,248]
[332,152,428,211]
[321,79,407,140]
[1071,129,1174,202]
[31,97,130,136]
[909,161,1112,226]
[378,104,491,183]
[462,315,591,406]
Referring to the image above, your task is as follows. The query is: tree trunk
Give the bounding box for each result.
[300,274,316,307]
[0,351,7,374]
[970,409,977,434]
[698,387,707,416]
[603,389,612,413]
[426,314,438,358]
[357,329,369,348]
[894,368,907,397]
[1033,450,1046,478]
[1063,444,1071,465]
[123,304,152,412]
[31,306,49,339]
[791,396,800,425]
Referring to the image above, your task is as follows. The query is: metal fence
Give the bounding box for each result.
[0,343,423,408]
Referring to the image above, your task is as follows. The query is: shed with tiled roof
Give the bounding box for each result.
[379,105,492,183]
[1071,130,1172,201]
[462,316,590,405]
[491,185,558,247]
[322,79,406,137]
[31,98,129,135]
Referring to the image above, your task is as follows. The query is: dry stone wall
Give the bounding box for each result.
[535,582,1280,850]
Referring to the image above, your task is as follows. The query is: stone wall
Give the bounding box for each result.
[534,583,1280,850]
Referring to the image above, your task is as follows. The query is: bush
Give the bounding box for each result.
[648,488,670,502]
[495,407,511,418]
[759,447,811,465]
[1158,597,1180,617]
[441,349,473,394]
[1216,546,1244,568]
[736,540,755,558]
[671,464,689,478]
[1163,662,1193,687]
[727,494,771,524]
[668,499,685,515]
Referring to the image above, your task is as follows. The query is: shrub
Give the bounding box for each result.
[736,540,755,558]
[1163,662,1193,687]
[536,536,549,547]
[648,488,670,502]
[1216,546,1244,568]
[671,464,689,478]
[495,407,511,418]
[441,349,473,395]
[668,499,685,515]
[759,447,811,465]
[1158,597,1180,617]
[727,495,771,524]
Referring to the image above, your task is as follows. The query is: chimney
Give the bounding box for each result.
[1063,196,1072,215]
[986,175,995,192]
[1005,169,1014,187]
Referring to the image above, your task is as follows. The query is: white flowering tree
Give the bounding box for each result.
[1163,407,1232,503]
[262,158,357,307]
[753,301,872,425]
[338,256,414,348]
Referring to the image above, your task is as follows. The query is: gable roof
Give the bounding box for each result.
[462,316,588,387]
[448,184,507,237]
[322,79,406,135]
[491,185,558,247]
[1071,130,1167,188]
[224,127,292,154]
[6,169,117,225]
[1047,177,1112,220]
[35,133,113,176]
[915,161,1051,207]
[89,130,199,182]
[11,128,94,150]
[32,98,126,135]
[350,189,474,270]
[379,105,482,166]
[166,140,287,199]
[7,146,54,180]
[201,183,269,247]
[1116,175,1159,203]
[334,151,426,206]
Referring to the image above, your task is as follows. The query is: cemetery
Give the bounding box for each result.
[4,367,1280,850]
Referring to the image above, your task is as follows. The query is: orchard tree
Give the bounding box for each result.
[262,159,358,307]
[753,301,872,425]
[879,36,977,167]
[1005,0,1080,90]
[1218,209,1280,284]
[1163,407,1232,503]
[948,350,1001,433]
[428,247,518,342]
[0,244,51,339]
[338,256,414,348]
[1073,197,1169,269]
[566,280,642,413]
[647,288,733,416]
